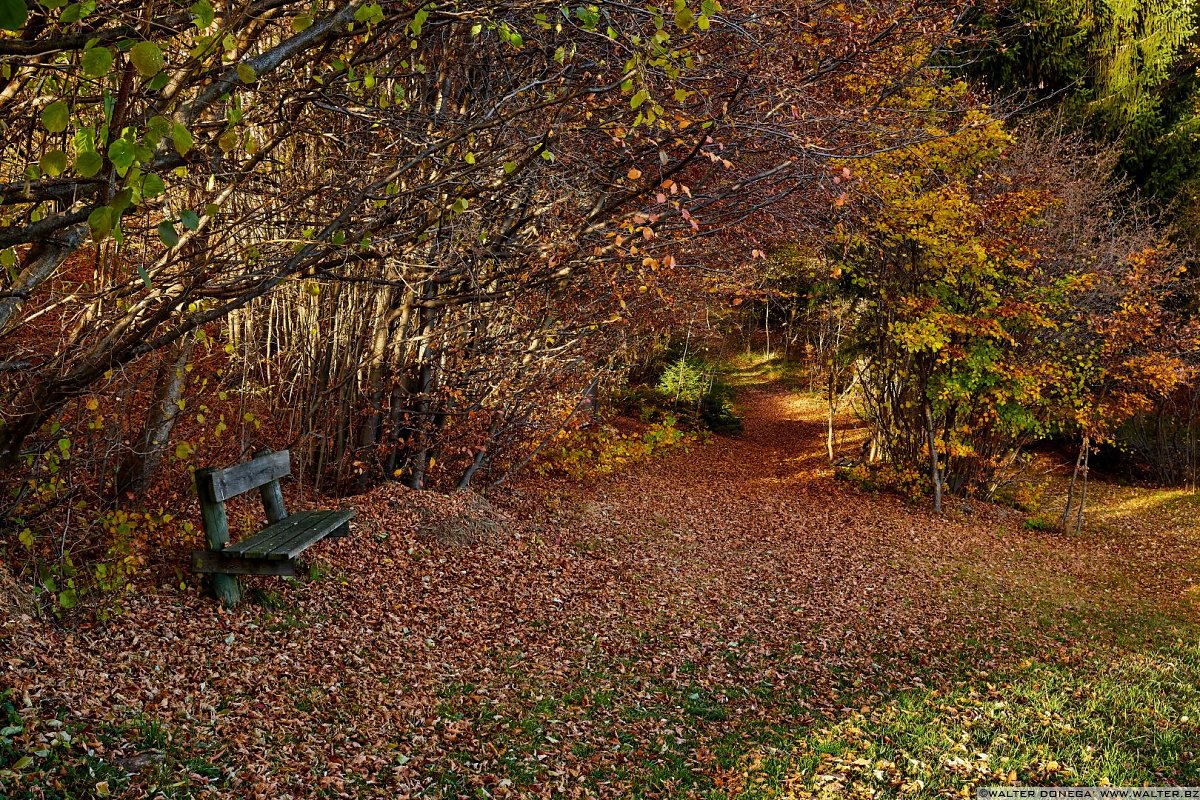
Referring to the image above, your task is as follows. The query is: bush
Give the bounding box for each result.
[654,357,742,433]
[1023,514,1057,531]
[535,419,692,480]
[835,461,926,503]
[993,479,1046,514]
[657,357,710,407]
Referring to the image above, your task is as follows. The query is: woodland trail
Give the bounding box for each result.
[4,386,1199,797]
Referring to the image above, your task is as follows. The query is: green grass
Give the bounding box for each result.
[0,690,230,799]
[731,634,1200,797]
[721,352,810,391]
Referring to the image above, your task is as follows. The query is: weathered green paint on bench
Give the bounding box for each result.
[191,550,299,576]
[198,450,291,502]
[192,448,354,607]
[226,510,353,560]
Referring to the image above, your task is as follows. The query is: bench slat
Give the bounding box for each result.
[247,513,335,560]
[227,510,353,560]
[262,511,354,560]
[200,450,291,502]
[192,551,299,576]
[223,513,321,556]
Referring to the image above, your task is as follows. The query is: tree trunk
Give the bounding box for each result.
[457,413,503,490]
[1060,435,1086,530]
[826,369,836,462]
[925,401,942,514]
[1074,436,1090,534]
[114,336,195,499]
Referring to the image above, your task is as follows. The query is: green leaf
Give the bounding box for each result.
[82,46,114,77]
[292,12,312,32]
[450,197,468,213]
[88,206,114,241]
[630,89,649,109]
[674,4,694,31]
[180,209,200,230]
[42,101,69,133]
[409,6,427,34]
[130,41,164,77]
[0,0,26,30]
[190,0,213,28]
[39,150,68,177]
[17,528,33,548]
[107,138,136,175]
[171,123,193,156]
[503,160,517,174]
[11,755,32,771]
[157,221,179,247]
[0,248,14,269]
[136,264,152,288]
[146,115,171,143]
[75,150,103,177]
[141,172,165,198]
[356,2,383,26]
[236,62,257,83]
[58,588,77,609]
[110,187,133,217]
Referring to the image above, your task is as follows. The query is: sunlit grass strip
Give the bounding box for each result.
[733,638,1200,798]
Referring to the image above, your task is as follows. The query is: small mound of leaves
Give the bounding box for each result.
[365,483,508,546]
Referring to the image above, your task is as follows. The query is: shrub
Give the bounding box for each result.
[835,462,926,503]
[1023,514,1057,531]
[654,357,742,433]
[535,419,693,480]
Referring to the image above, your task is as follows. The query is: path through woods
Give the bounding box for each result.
[4,387,1199,797]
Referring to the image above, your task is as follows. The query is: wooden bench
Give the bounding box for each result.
[191,449,354,607]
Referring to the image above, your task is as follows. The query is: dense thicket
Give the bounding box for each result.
[4,0,1198,607]
[1,0,996,591]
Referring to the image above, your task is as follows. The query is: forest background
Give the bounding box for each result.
[1,0,1199,611]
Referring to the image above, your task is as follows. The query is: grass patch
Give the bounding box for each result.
[0,691,230,799]
[732,634,1200,797]
[721,353,809,391]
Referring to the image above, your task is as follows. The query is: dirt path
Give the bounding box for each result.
[4,387,1197,798]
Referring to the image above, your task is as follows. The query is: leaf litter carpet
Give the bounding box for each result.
[3,388,1195,798]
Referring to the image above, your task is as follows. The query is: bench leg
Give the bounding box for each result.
[196,468,242,608]
[210,570,241,608]
[329,520,351,538]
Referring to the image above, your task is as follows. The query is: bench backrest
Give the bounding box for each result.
[195,449,292,556]
[195,450,290,503]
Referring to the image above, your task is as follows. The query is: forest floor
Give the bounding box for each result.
[3,380,1200,799]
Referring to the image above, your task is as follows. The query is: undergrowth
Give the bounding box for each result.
[535,417,694,481]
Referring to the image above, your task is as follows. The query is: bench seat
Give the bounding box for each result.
[224,509,353,560]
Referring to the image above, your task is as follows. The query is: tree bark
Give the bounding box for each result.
[925,401,942,514]
[1060,435,1086,530]
[114,335,195,499]
[1074,436,1090,534]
